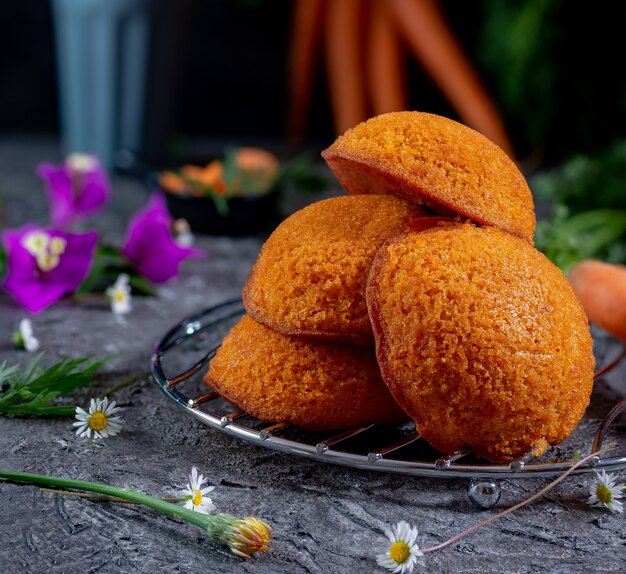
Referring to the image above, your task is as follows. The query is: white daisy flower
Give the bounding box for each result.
[106,273,132,315]
[587,470,624,514]
[13,318,40,352]
[180,466,216,514]
[73,396,123,439]
[376,520,423,574]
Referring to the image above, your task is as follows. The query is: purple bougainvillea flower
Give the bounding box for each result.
[122,193,205,283]
[37,153,110,228]
[2,225,98,313]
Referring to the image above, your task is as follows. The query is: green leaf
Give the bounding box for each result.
[531,141,626,212]
[0,405,76,417]
[77,244,131,295]
[535,207,626,273]
[0,245,6,280]
[128,274,158,297]
[221,147,239,194]
[76,245,157,297]
[278,152,329,198]
[0,355,108,417]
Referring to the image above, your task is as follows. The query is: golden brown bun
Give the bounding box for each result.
[322,111,535,243]
[243,195,427,345]
[204,315,407,431]
[367,222,594,462]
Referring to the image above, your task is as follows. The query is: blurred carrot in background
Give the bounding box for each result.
[324,0,368,135]
[288,0,513,157]
[287,0,327,141]
[368,0,408,115]
[387,0,513,155]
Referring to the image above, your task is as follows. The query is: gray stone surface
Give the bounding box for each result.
[0,137,624,574]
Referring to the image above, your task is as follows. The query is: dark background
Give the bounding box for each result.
[2,0,626,166]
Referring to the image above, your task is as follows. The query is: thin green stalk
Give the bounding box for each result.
[0,469,208,530]
[99,371,150,399]
[0,469,273,558]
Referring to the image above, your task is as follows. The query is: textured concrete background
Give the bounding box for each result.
[0,138,624,574]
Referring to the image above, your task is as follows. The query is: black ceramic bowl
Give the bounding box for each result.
[163,188,278,236]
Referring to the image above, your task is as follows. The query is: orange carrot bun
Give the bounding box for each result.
[205,315,407,431]
[569,259,626,342]
[367,221,594,462]
[243,194,427,345]
[322,111,535,242]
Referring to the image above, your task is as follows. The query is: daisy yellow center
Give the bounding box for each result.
[192,489,203,506]
[389,541,410,564]
[596,483,613,504]
[114,290,126,302]
[88,411,108,432]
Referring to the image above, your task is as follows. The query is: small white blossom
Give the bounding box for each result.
[73,396,123,439]
[13,318,40,352]
[587,470,624,514]
[106,274,132,315]
[179,467,216,514]
[376,521,422,574]
[173,218,194,247]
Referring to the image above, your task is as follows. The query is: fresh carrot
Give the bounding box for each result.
[368,0,408,115]
[569,259,626,342]
[286,0,327,141]
[387,0,514,157]
[324,0,368,134]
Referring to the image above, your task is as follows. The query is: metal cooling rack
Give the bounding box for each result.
[151,299,626,489]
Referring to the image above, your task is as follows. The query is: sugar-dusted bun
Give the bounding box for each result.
[322,111,535,242]
[204,315,407,431]
[367,221,594,462]
[243,194,427,345]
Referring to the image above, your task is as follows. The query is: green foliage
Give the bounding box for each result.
[478,0,559,146]
[477,1,626,160]
[77,245,156,297]
[535,206,626,273]
[532,141,626,271]
[0,246,5,281]
[0,355,107,417]
[533,141,626,212]
[278,152,329,199]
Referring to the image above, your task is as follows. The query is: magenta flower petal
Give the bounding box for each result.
[37,154,110,228]
[122,192,204,283]
[2,225,98,313]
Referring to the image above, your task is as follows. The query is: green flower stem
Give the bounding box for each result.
[0,469,209,531]
[99,370,150,399]
[1,470,272,558]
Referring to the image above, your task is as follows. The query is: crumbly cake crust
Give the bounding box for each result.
[367,222,594,461]
[205,315,407,431]
[243,194,426,344]
[322,111,535,242]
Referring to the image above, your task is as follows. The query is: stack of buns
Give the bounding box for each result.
[205,111,595,462]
